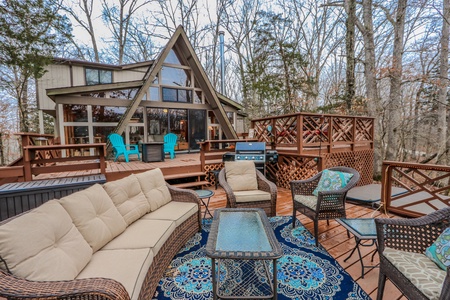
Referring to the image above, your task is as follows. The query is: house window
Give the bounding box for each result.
[226,112,234,125]
[92,106,126,122]
[63,105,88,122]
[85,68,113,85]
[161,66,191,87]
[162,88,192,103]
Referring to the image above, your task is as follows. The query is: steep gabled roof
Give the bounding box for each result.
[111,25,237,139]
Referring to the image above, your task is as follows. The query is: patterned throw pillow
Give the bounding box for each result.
[425,227,450,270]
[312,169,354,196]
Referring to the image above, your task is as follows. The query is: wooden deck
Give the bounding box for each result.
[204,185,406,300]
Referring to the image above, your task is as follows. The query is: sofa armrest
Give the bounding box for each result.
[375,207,450,254]
[0,270,130,300]
[167,184,202,229]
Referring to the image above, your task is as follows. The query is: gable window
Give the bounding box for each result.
[85,68,113,85]
[162,87,192,103]
[161,66,191,87]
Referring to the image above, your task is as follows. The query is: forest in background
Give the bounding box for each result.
[0,0,449,174]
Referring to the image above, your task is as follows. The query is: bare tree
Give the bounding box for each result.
[437,0,450,165]
[61,0,100,62]
[101,0,152,64]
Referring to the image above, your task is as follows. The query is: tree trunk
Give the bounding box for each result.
[438,0,450,165]
[345,0,356,111]
[386,0,407,161]
[361,0,382,175]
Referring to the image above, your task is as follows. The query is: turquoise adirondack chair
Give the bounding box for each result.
[108,133,140,162]
[164,133,178,159]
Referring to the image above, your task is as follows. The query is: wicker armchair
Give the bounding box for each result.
[290,166,360,246]
[375,207,450,300]
[218,163,277,217]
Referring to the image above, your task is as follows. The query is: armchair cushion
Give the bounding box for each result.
[384,247,446,300]
[103,174,150,225]
[59,184,127,252]
[313,169,354,196]
[293,195,318,210]
[0,200,92,281]
[225,161,258,191]
[234,190,271,203]
[425,227,450,270]
[135,168,172,211]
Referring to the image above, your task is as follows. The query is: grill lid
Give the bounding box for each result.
[235,142,266,153]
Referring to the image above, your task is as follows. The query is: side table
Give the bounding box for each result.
[336,218,378,278]
[194,189,214,219]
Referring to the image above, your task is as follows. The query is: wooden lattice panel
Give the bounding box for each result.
[355,118,373,142]
[323,149,373,186]
[385,162,450,217]
[331,117,353,142]
[275,116,297,144]
[253,119,272,143]
[274,155,319,189]
[302,115,328,144]
[204,163,223,187]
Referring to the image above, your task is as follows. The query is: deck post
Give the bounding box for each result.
[381,162,392,214]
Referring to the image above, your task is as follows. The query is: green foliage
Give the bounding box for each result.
[244,11,315,118]
[0,0,72,78]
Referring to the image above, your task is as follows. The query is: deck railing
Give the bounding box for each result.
[382,161,450,217]
[251,113,374,154]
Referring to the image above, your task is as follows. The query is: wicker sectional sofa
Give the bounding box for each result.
[0,168,201,300]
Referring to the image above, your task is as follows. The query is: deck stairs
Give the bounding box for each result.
[164,171,209,189]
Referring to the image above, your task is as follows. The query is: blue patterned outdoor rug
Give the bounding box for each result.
[153,216,370,300]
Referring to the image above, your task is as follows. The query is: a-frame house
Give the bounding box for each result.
[37,26,243,152]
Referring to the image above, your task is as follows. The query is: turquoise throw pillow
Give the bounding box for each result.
[312,169,354,196]
[425,227,450,270]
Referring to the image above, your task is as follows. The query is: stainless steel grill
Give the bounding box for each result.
[223,142,267,174]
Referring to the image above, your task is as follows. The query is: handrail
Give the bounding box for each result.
[381,161,450,217]
[22,143,107,181]
[250,113,374,154]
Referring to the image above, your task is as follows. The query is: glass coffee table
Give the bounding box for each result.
[206,208,282,300]
[336,218,378,278]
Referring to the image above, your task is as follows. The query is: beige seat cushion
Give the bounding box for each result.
[76,248,153,300]
[225,161,258,191]
[59,184,127,252]
[103,219,176,255]
[234,190,271,203]
[141,201,198,226]
[135,168,172,211]
[103,174,150,225]
[294,195,318,210]
[0,200,92,281]
[383,247,446,300]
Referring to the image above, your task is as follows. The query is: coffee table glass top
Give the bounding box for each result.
[338,218,376,238]
[216,211,272,252]
[206,208,282,259]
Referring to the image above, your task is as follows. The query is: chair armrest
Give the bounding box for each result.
[218,169,237,207]
[124,144,138,149]
[0,270,130,300]
[440,267,450,300]
[256,170,277,201]
[376,207,450,254]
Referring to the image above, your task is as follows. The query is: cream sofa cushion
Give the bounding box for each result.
[103,174,150,225]
[234,190,271,203]
[103,219,176,255]
[225,161,258,191]
[384,247,446,300]
[141,201,198,227]
[135,168,172,211]
[0,200,92,281]
[76,248,154,300]
[59,184,127,252]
